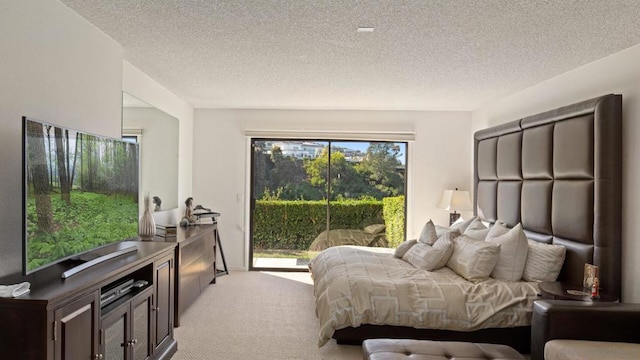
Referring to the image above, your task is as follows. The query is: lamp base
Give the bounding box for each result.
[449,212,461,226]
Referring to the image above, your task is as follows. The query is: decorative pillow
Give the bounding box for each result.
[435,224,450,237]
[394,239,417,258]
[522,240,566,282]
[418,219,438,245]
[450,216,476,233]
[363,224,386,234]
[463,218,490,240]
[446,234,501,282]
[432,230,459,269]
[485,222,529,281]
[402,233,455,271]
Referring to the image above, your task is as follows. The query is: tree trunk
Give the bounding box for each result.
[129,142,139,200]
[70,132,79,188]
[26,121,53,232]
[54,127,71,205]
[86,136,94,191]
[45,126,53,190]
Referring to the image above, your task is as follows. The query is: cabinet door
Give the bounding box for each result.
[101,304,129,360]
[100,287,154,360]
[131,288,153,360]
[154,254,174,352]
[54,291,99,360]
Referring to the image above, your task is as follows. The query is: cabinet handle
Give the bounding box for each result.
[125,339,139,346]
[94,354,103,360]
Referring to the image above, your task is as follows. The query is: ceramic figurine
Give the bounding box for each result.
[152,196,162,212]
[180,197,197,226]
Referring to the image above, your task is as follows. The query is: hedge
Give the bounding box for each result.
[382,196,405,247]
[253,197,405,250]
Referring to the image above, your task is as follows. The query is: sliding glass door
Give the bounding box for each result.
[250,139,407,271]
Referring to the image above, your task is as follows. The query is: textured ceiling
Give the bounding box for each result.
[60,0,640,111]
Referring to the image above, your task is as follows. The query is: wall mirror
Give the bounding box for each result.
[122,92,179,213]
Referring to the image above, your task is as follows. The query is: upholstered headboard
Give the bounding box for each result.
[474,94,622,298]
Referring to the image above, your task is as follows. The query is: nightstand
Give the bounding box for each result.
[538,281,619,302]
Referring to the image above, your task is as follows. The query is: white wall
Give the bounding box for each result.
[122,62,194,226]
[0,0,123,278]
[0,1,193,279]
[192,110,472,270]
[472,43,640,303]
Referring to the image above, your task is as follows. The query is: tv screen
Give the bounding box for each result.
[23,117,139,274]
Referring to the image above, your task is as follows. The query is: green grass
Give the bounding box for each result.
[26,191,138,271]
[253,249,319,260]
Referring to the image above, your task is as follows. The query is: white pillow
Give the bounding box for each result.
[485,222,529,281]
[394,239,417,258]
[435,224,450,237]
[432,230,459,269]
[522,240,566,282]
[446,234,501,282]
[402,233,455,271]
[463,218,490,240]
[450,216,476,233]
[418,219,438,245]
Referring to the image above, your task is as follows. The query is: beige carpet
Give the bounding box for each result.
[172,271,362,360]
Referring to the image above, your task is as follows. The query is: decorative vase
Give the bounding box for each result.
[139,195,156,240]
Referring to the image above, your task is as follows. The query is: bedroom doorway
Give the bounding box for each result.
[249,139,407,271]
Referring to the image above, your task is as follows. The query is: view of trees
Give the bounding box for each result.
[251,140,407,263]
[25,120,139,271]
[253,141,406,201]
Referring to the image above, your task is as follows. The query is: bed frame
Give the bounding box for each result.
[332,94,622,352]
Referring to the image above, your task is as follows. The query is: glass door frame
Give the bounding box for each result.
[248,137,408,271]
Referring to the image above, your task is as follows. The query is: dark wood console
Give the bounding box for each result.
[0,241,177,360]
[154,223,217,327]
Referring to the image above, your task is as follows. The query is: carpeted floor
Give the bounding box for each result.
[172,271,362,360]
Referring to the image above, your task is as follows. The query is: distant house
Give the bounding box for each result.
[265,141,369,162]
[270,141,324,159]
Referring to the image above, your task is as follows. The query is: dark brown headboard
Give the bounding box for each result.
[473,94,622,298]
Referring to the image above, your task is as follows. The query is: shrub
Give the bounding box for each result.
[253,199,384,250]
[382,196,405,247]
[253,197,405,250]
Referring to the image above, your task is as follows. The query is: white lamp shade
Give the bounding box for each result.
[438,189,473,212]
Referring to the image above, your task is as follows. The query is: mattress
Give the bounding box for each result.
[309,246,540,347]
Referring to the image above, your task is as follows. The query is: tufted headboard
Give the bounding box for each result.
[474,94,622,298]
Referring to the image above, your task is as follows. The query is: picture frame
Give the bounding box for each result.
[583,263,599,289]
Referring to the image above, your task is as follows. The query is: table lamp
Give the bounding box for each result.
[438,188,473,225]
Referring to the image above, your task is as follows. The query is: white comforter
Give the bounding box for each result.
[309,246,540,347]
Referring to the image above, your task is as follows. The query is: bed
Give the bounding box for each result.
[309,94,622,352]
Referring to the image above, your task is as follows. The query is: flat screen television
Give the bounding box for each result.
[22,117,140,275]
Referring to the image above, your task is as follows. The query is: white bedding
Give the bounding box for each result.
[309,246,540,347]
